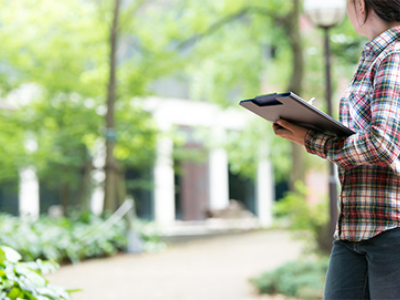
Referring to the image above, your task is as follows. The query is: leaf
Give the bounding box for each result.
[36,287,71,300]
[15,265,47,288]
[8,287,24,300]
[0,246,22,263]
[22,260,59,275]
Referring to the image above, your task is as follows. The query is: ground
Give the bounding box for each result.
[46,229,304,300]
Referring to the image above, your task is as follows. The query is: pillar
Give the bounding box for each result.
[19,166,39,219]
[208,148,229,210]
[90,139,106,215]
[154,135,175,224]
[255,155,274,228]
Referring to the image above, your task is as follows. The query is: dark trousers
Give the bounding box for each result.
[324,227,400,300]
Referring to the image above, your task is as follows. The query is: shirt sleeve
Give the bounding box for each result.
[304,52,400,169]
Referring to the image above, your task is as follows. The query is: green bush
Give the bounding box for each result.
[273,182,332,254]
[0,213,127,264]
[133,220,167,253]
[258,183,332,299]
[0,213,165,264]
[0,246,73,300]
[250,257,329,300]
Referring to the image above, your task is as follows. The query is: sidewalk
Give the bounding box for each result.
[46,230,304,300]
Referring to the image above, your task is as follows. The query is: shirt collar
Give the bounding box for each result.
[364,26,400,54]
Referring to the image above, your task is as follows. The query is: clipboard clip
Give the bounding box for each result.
[252,93,284,107]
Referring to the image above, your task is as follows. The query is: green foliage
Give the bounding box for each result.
[0,0,161,209]
[0,0,366,218]
[250,257,329,300]
[273,182,331,254]
[175,0,292,105]
[0,213,164,264]
[226,118,291,181]
[114,100,158,167]
[0,0,108,96]
[0,0,161,219]
[253,183,333,299]
[331,18,367,67]
[0,111,27,183]
[133,220,167,253]
[23,94,99,192]
[0,246,73,300]
[0,0,363,198]
[0,213,126,264]
[301,17,366,121]
[158,0,301,182]
[273,183,328,228]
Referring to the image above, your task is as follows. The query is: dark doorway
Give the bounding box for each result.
[0,180,19,215]
[174,126,209,221]
[125,167,154,220]
[228,170,256,215]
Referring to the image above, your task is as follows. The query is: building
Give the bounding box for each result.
[143,96,274,227]
[0,86,275,228]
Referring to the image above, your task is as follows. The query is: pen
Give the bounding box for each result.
[308,97,316,105]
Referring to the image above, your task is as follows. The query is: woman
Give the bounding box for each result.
[273,0,400,299]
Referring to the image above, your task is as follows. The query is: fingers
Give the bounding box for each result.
[272,119,307,147]
[273,123,290,137]
[273,120,291,135]
[276,119,294,132]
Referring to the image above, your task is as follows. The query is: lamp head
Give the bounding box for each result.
[304,0,346,28]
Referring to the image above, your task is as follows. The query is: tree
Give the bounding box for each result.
[0,109,26,185]
[156,0,305,189]
[280,0,306,190]
[0,0,104,212]
[103,0,121,212]
[0,0,362,216]
[0,0,159,214]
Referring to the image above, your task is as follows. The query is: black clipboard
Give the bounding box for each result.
[240,92,355,136]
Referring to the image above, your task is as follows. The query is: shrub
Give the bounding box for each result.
[0,213,127,264]
[0,246,73,300]
[250,257,329,300]
[0,213,165,264]
[273,182,332,254]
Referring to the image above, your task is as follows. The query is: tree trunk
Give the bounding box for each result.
[284,0,306,190]
[104,0,121,212]
[60,182,70,216]
[116,165,127,207]
[77,157,93,211]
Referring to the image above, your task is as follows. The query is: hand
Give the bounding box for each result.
[272,119,308,146]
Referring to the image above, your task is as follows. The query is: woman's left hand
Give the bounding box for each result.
[272,119,308,147]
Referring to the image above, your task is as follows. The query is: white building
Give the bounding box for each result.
[1,96,275,228]
[143,97,274,227]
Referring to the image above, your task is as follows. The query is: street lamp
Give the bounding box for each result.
[304,0,346,240]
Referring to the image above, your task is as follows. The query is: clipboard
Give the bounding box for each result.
[239,92,355,136]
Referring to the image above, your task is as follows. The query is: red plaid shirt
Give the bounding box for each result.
[305,27,400,241]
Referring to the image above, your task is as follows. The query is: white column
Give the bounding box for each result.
[208,148,229,210]
[90,171,105,216]
[256,157,274,228]
[19,166,39,219]
[90,139,105,215]
[154,135,175,224]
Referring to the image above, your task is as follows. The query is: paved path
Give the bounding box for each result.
[46,230,304,300]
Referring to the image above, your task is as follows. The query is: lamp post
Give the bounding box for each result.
[304,0,346,239]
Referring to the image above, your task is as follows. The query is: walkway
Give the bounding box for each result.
[46,230,304,300]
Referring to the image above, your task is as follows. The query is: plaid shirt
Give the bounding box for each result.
[305,27,400,241]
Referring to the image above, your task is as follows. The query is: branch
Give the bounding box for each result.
[175,6,289,51]
[247,6,290,30]
[119,0,149,31]
[176,7,251,50]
